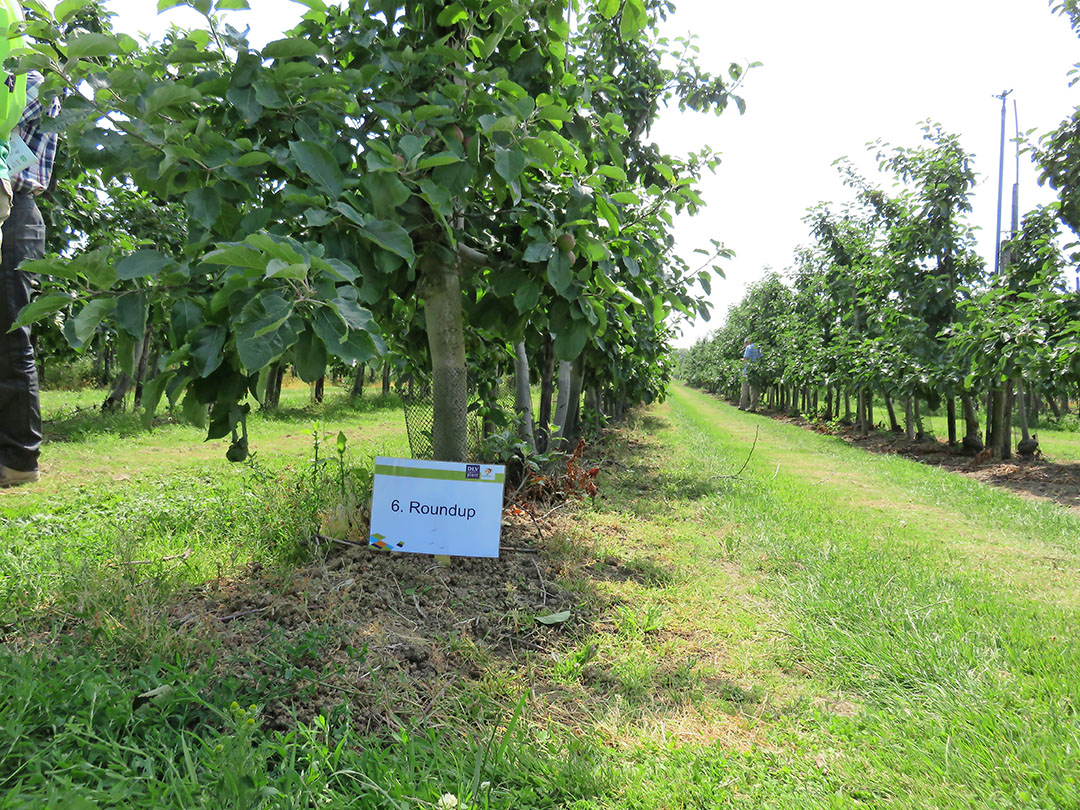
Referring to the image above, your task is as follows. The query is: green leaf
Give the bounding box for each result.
[263,37,320,59]
[264,259,309,280]
[72,298,116,344]
[597,0,620,19]
[361,173,411,219]
[619,0,647,39]
[494,146,527,184]
[535,610,571,626]
[236,293,294,371]
[232,151,272,168]
[290,140,344,199]
[171,300,202,342]
[116,250,175,280]
[596,165,627,183]
[55,0,97,22]
[203,244,267,269]
[398,134,427,164]
[11,292,72,330]
[189,325,226,377]
[146,84,203,114]
[436,3,467,25]
[186,188,221,229]
[115,292,148,338]
[547,251,573,295]
[18,256,81,282]
[596,196,621,233]
[553,321,588,361]
[343,213,416,263]
[514,281,541,313]
[523,241,553,263]
[294,327,327,383]
[66,33,124,60]
[331,297,375,331]
[415,152,462,170]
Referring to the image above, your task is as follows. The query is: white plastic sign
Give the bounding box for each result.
[369,456,506,558]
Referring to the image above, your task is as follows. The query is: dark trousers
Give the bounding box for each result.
[0,193,45,472]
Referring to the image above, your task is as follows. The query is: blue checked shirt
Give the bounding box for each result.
[11,71,60,195]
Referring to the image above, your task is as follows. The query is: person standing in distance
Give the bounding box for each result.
[0,2,42,488]
[738,337,761,412]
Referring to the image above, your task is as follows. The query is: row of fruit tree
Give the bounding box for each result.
[15,0,742,461]
[683,2,1080,459]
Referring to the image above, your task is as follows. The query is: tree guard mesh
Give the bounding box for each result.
[400,370,518,461]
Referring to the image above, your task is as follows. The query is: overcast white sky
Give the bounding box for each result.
[100,0,1080,346]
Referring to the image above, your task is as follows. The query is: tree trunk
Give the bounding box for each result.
[884,391,901,432]
[263,363,284,410]
[1000,381,1013,460]
[1046,393,1060,419]
[844,391,851,423]
[132,324,153,409]
[1016,380,1031,443]
[961,392,980,443]
[537,337,555,453]
[102,345,112,386]
[102,372,132,412]
[914,398,924,441]
[988,388,1004,457]
[350,364,365,399]
[421,253,468,462]
[946,397,957,446]
[904,396,915,441]
[382,362,390,396]
[313,375,325,404]
[556,357,585,448]
[865,394,873,432]
[553,359,572,437]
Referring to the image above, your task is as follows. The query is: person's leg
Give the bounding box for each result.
[0,191,44,483]
[739,377,750,409]
[749,384,759,412]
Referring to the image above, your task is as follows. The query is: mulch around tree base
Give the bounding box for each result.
[167,511,596,732]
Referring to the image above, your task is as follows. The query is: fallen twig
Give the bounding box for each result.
[312,533,366,549]
[533,559,547,607]
[118,548,193,567]
[501,546,541,554]
[523,505,546,543]
[540,501,572,521]
[219,606,270,623]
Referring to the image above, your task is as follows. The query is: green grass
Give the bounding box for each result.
[2,383,1079,807]
[3,383,409,627]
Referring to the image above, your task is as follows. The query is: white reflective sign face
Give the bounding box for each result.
[369,457,506,558]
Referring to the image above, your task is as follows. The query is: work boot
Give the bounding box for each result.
[0,465,39,487]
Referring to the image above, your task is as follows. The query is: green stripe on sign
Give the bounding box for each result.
[374,464,505,484]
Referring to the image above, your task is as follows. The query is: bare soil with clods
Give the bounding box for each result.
[165,510,598,732]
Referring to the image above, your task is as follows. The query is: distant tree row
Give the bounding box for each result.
[685,60,1080,459]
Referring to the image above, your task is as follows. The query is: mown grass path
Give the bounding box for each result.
[2,384,1079,809]
[564,384,1080,809]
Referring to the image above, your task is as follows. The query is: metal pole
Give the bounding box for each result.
[1011,98,1020,239]
[993,90,1012,277]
